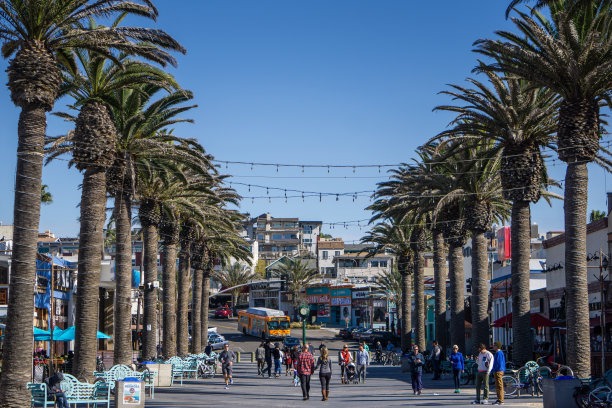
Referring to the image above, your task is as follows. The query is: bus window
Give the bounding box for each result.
[268,320,290,330]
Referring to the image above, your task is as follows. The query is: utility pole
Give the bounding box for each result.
[49,261,55,377]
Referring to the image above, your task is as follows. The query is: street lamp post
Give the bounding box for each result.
[588,249,609,376]
[299,305,309,347]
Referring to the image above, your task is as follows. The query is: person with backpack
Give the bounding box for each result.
[45,372,68,408]
[315,345,333,401]
[255,342,266,376]
[284,345,293,375]
[264,340,273,378]
[272,344,282,377]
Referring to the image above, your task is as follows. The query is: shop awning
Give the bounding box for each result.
[491,313,555,328]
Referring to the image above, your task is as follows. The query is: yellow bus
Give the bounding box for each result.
[237,307,290,339]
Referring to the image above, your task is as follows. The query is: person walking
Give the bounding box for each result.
[338,344,353,384]
[255,342,266,376]
[491,342,506,405]
[205,341,214,356]
[297,343,315,400]
[407,344,425,395]
[273,344,282,377]
[450,344,465,394]
[360,340,369,352]
[315,345,333,401]
[219,343,236,390]
[264,340,273,378]
[473,343,494,404]
[355,344,370,383]
[431,340,442,380]
[284,345,293,376]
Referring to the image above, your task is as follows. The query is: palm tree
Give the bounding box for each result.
[374,268,403,316]
[271,258,320,318]
[0,1,184,399]
[177,218,195,356]
[159,209,180,357]
[590,209,607,222]
[432,70,559,363]
[474,1,612,376]
[362,221,414,351]
[213,263,257,311]
[47,53,183,370]
[41,185,53,204]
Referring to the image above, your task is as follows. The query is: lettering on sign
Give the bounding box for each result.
[306,295,330,304]
[352,291,368,299]
[331,297,351,306]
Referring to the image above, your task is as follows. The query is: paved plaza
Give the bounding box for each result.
[142,363,544,407]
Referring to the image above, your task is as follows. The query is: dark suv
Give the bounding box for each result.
[368,330,396,346]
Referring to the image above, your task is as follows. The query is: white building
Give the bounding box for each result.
[335,244,392,283]
[317,239,344,277]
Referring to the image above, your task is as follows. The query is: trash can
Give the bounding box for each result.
[542,377,581,408]
[115,378,145,407]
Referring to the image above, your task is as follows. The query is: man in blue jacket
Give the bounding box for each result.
[407,344,425,395]
[492,342,506,405]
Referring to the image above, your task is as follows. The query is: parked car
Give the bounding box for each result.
[283,336,301,349]
[214,306,233,319]
[208,333,229,350]
[368,330,396,346]
[352,328,371,342]
[339,326,358,339]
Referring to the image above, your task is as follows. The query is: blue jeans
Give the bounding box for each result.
[411,372,422,392]
[54,392,69,408]
[274,359,282,375]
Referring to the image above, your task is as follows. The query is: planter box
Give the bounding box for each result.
[542,377,581,408]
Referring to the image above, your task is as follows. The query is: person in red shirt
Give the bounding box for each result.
[297,344,315,400]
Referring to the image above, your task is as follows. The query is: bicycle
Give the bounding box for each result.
[503,362,544,398]
[96,356,106,372]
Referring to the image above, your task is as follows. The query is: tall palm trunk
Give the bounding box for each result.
[564,162,590,377]
[0,40,61,407]
[113,193,133,365]
[413,251,426,349]
[200,267,212,349]
[191,267,203,354]
[449,243,465,353]
[399,254,412,352]
[433,230,448,349]
[471,231,489,354]
[510,201,532,366]
[160,218,179,358]
[0,106,47,406]
[141,221,159,360]
[177,242,191,356]
[74,168,107,380]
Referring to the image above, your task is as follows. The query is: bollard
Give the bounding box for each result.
[115,379,145,408]
[251,352,255,363]
[237,352,241,363]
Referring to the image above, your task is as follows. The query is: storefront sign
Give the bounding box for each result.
[306,286,330,295]
[373,300,386,308]
[331,297,351,306]
[352,290,369,299]
[331,287,352,297]
[307,294,330,304]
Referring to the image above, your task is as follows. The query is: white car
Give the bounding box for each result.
[208,333,229,350]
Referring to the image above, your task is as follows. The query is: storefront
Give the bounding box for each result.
[372,298,387,330]
[250,281,281,310]
[351,289,370,327]
[330,286,352,326]
[306,286,331,324]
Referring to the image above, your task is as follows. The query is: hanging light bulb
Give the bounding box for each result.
[378,166,381,173]
[276,165,279,172]
[302,165,305,173]
[302,192,305,202]
[320,193,322,202]
[269,197,271,203]
[251,197,254,204]
[336,194,339,201]
[327,165,330,173]
[226,161,229,169]
[353,166,356,174]
[266,187,269,195]
[248,185,251,192]
[251,163,254,171]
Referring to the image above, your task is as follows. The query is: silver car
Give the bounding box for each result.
[208,333,229,350]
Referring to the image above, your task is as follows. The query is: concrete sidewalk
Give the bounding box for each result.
[138,362,544,407]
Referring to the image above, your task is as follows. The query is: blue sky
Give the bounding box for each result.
[0,1,609,242]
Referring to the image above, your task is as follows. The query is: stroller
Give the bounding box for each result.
[344,363,358,384]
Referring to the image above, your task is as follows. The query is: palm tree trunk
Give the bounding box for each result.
[177,246,191,356]
[142,223,159,360]
[113,193,133,365]
[191,268,203,354]
[564,162,590,377]
[414,251,426,349]
[161,237,178,358]
[471,230,489,354]
[433,230,448,350]
[510,200,532,366]
[74,168,107,380]
[399,255,412,352]
[449,243,465,353]
[0,106,46,407]
[200,265,212,350]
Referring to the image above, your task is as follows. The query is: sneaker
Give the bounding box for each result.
[229,378,233,385]
[454,389,459,394]
[481,400,489,405]
[457,389,461,394]
[225,385,229,390]
[472,400,480,405]
[492,401,503,405]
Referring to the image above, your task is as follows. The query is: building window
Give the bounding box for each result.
[284,222,297,228]
[334,251,340,256]
[271,247,278,252]
[371,260,379,267]
[379,260,388,268]
[0,267,7,285]
[272,234,282,240]
[322,251,328,260]
[303,226,313,234]
[0,288,7,305]
[284,234,297,240]
[257,234,264,240]
[271,222,282,229]
[304,238,312,243]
